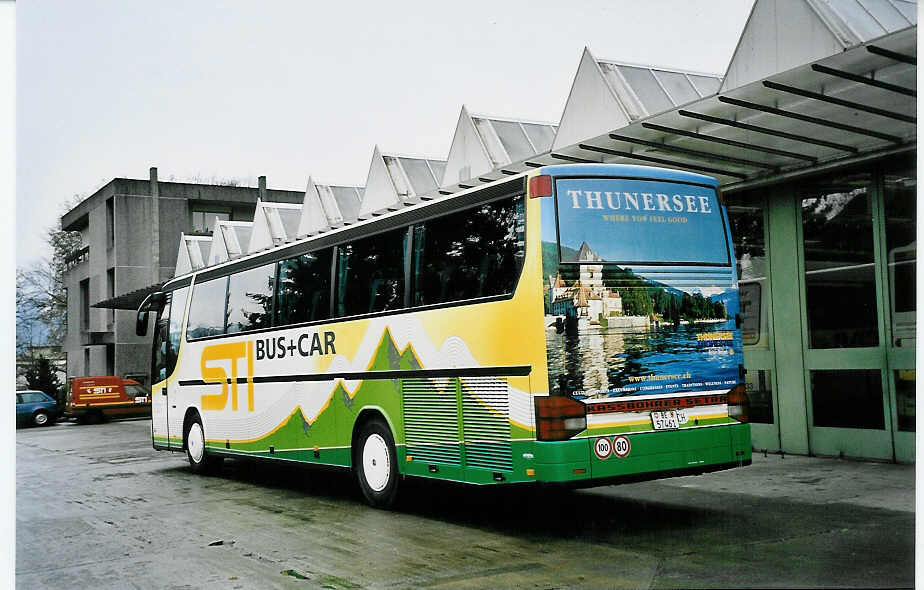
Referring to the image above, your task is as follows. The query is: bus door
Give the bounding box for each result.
[151,295,173,447]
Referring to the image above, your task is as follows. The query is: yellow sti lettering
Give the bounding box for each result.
[200,341,255,412]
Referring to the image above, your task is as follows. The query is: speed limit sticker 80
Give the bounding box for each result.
[594,435,631,459]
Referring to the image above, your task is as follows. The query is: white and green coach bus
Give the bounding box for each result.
[137,163,751,508]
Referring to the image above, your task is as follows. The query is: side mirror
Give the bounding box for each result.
[136,291,167,336]
[136,310,149,336]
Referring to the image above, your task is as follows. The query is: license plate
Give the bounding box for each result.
[651,410,681,430]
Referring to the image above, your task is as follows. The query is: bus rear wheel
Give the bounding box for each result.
[354,418,399,509]
[185,416,222,474]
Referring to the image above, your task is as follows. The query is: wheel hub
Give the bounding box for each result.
[188,423,205,463]
[362,433,390,492]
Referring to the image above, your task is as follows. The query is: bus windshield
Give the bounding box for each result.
[555,177,730,266]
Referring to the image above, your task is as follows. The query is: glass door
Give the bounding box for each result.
[880,163,915,462]
[797,170,894,460]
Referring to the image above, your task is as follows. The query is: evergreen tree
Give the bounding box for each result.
[24,356,63,408]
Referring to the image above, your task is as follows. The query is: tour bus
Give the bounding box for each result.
[137,164,750,508]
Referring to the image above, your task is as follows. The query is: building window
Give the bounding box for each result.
[800,172,878,349]
[810,370,884,430]
[744,369,774,424]
[192,209,231,234]
[106,198,114,248]
[895,370,915,432]
[83,348,90,374]
[883,165,915,348]
[107,269,115,326]
[79,279,90,331]
[727,195,769,348]
[106,343,114,375]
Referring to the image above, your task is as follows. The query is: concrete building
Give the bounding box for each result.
[60,169,303,384]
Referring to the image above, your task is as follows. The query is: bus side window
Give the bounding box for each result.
[277,249,333,326]
[186,277,229,339]
[336,227,407,317]
[226,264,276,334]
[412,195,526,306]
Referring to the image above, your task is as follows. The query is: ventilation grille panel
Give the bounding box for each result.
[461,377,512,471]
[402,378,460,466]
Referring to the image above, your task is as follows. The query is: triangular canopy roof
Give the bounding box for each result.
[299,177,365,236]
[358,146,446,218]
[722,0,916,91]
[174,233,212,277]
[248,199,303,252]
[207,219,253,265]
[442,105,558,187]
[553,47,721,150]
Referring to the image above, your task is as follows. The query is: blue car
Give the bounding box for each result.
[16,390,58,427]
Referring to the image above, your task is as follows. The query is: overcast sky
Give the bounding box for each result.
[16,0,753,268]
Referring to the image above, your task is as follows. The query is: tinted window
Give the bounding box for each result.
[412,196,525,306]
[187,277,228,339]
[20,392,49,403]
[277,249,333,325]
[227,264,276,334]
[152,300,170,383]
[125,384,149,397]
[167,287,189,374]
[336,228,407,317]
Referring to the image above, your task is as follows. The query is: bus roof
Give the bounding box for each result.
[160,163,718,292]
[539,163,719,187]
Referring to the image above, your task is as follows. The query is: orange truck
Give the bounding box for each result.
[66,377,151,423]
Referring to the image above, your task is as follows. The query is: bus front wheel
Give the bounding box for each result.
[354,418,399,509]
[185,415,222,474]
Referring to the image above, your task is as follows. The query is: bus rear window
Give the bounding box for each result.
[555,177,730,266]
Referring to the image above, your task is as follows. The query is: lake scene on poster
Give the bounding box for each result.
[542,177,741,399]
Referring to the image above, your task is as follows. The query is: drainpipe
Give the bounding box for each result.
[150,167,159,284]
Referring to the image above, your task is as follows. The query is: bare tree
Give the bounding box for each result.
[17,222,83,348]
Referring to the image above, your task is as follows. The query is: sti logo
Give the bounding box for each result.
[198,330,336,412]
[200,342,255,412]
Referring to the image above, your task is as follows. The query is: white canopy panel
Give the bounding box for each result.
[174,233,212,277]
[207,219,254,266]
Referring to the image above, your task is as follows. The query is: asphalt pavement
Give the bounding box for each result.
[16,419,915,589]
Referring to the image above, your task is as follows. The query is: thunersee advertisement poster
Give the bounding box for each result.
[541,176,742,400]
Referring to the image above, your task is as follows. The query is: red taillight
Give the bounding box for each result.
[529,174,553,198]
[535,395,587,441]
[728,384,749,424]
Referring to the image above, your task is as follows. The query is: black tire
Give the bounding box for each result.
[353,418,399,509]
[184,415,222,474]
[32,411,50,427]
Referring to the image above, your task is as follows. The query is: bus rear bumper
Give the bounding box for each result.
[531,423,751,485]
